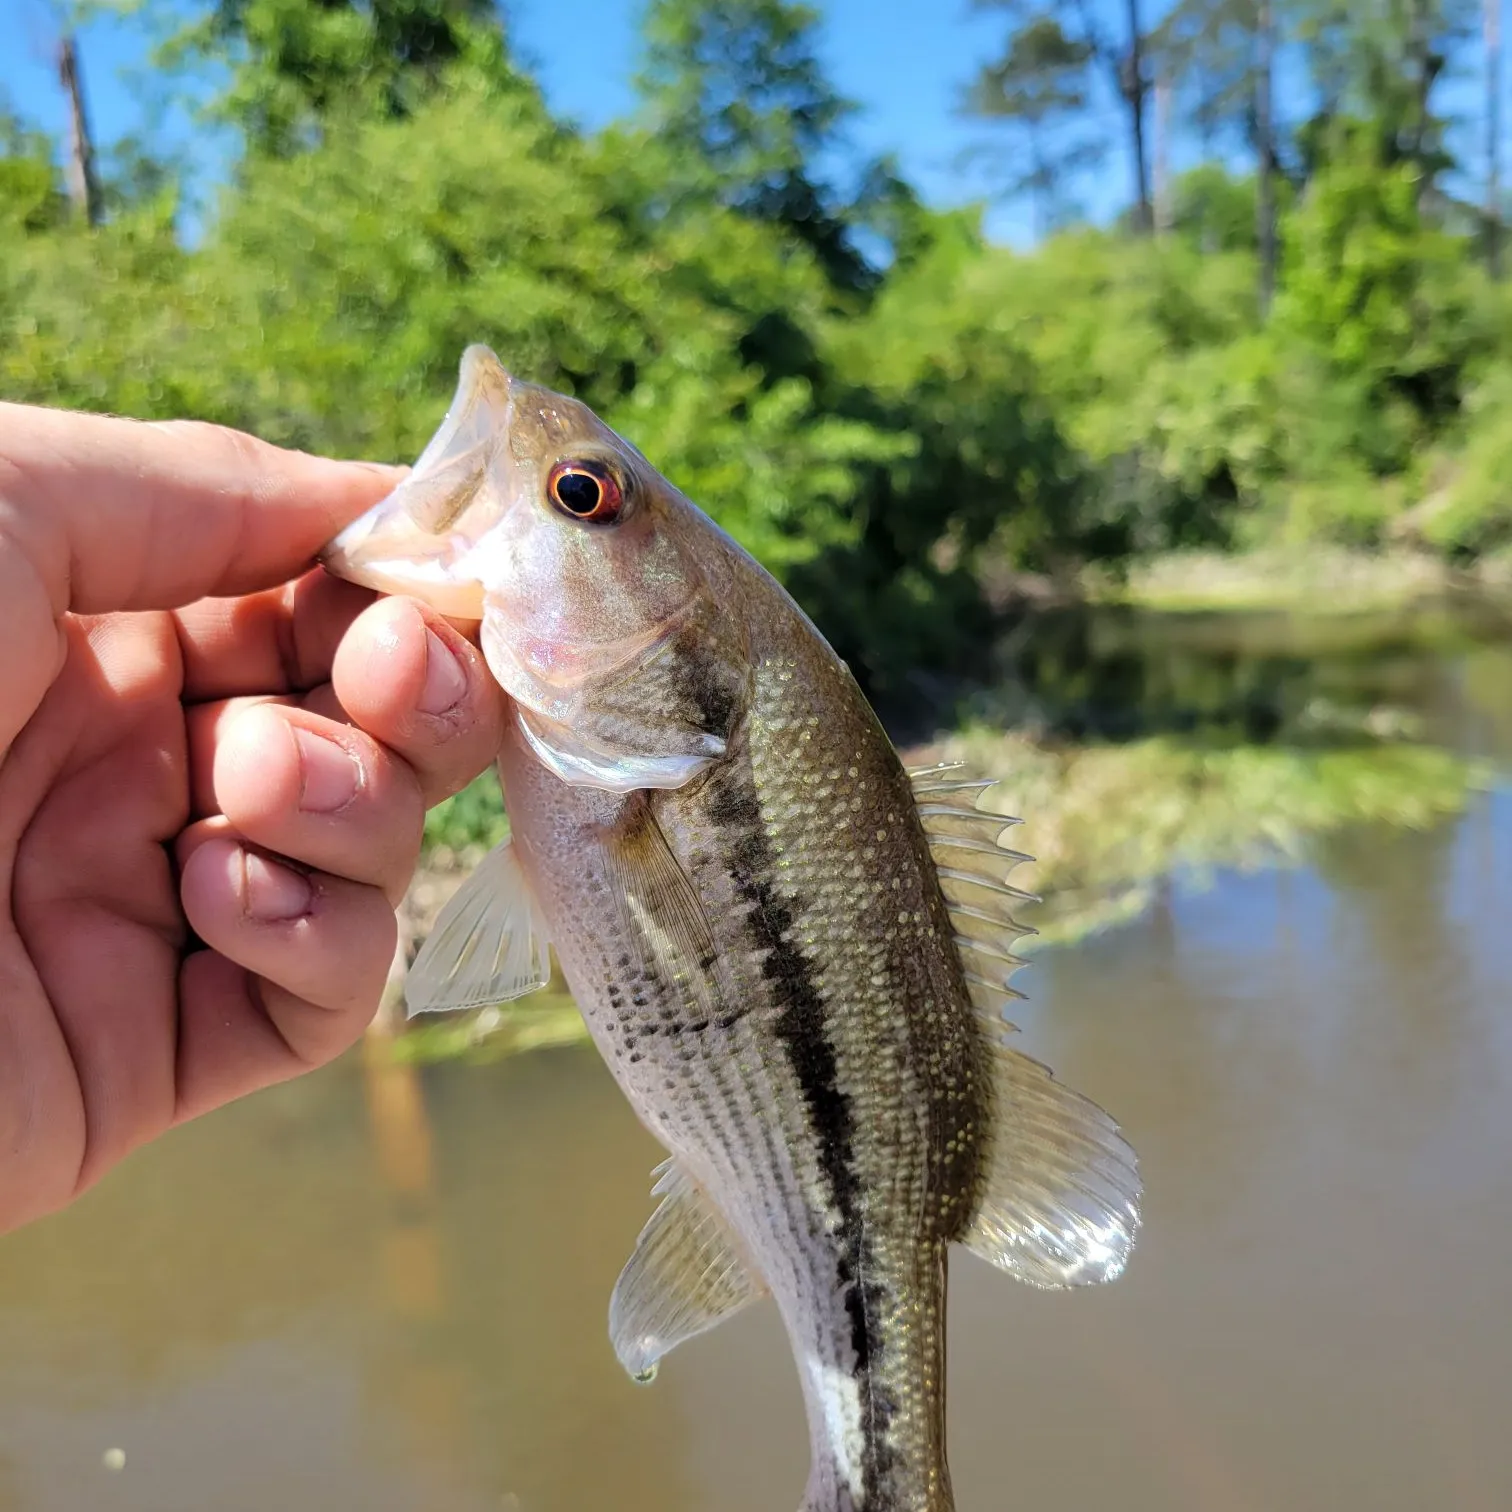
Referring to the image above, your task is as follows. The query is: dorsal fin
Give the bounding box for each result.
[911,763,1142,1287]
[909,761,1037,1027]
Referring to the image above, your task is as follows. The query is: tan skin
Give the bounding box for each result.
[0,404,506,1236]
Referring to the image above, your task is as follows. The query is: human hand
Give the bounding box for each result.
[0,404,506,1235]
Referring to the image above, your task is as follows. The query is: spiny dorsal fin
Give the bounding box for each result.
[609,1158,769,1382]
[405,834,553,1017]
[909,761,1037,1026]
[961,1041,1141,1288]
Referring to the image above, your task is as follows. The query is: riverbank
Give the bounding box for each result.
[384,718,1488,1064]
[1078,546,1512,615]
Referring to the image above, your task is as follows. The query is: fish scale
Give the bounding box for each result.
[320,343,1143,1512]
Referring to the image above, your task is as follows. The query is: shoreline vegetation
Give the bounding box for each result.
[1078,546,1512,615]
[382,568,1501,1065]
[977,545,1512,618]
[12,3,1512,728]
[386,731,1486,1064]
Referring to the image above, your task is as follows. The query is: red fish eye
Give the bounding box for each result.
[547,460,624,523]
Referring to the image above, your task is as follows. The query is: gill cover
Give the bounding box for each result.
[320,345,747,793]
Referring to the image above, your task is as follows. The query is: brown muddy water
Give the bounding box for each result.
[2,606,1511,1512]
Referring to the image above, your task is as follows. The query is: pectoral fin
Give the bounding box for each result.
[404,835,553,1017]
[602,795,736,1030]
[610,1159,768,1381]
[962,1041,1141,1288]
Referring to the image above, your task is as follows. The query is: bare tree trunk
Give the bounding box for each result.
[1124,0,1152,231]
[1029,124,1049,241]
[1488,0,1503,277]
[1406,0,1435,210]
[1071,0,1149,231]
[1256,0,1277,313]
[1153,67,1172,235]
[57,33,100,227]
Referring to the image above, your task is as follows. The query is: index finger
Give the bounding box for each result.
[0,402,403,616]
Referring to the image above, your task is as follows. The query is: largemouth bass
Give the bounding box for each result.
[322,346,1140,1512]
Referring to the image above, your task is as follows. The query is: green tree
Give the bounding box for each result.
[1277,139,1481,432]
[973,0,1154,232]
[163,0,514,155]
[636,0,884,293]
[961,15,1101,234]
[0,109,71,234]
[1293,0,1476,202]
[1151,0,1286,310]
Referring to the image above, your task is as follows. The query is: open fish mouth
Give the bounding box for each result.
[320,345,517,618]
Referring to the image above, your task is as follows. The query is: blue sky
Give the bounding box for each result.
[0,0,1504,246]
[0,0,1132,245]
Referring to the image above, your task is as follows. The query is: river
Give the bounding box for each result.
[1,600,1510,1512]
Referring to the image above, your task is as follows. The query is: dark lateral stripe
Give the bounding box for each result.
[705,770,900,1500]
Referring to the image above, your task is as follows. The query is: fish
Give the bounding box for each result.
[320,345,1140,1512]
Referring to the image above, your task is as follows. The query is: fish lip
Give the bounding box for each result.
[320,508,381,567]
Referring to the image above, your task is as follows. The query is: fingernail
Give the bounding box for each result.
[294,727,362,813]
[242,850,313,922]
[419,627,467,715]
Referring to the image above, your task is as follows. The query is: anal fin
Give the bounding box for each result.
[609,1159,768,1382]
[962,1040,1141,1288]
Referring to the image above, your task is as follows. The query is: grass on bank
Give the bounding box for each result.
[926,728,1483,946]
[1083,547,1512,615]
[385,720,1486,1063]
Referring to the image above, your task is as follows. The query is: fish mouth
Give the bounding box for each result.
[320,345,516,619]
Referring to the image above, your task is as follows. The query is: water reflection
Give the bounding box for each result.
[1,607,1511,1511]
[984,595,1512,747]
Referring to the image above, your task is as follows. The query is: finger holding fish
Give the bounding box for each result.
[205,703,423,905]
[165,587,508,1119]
[181,594,504,898]
[174,827,398,1119]
[329,594,507,804]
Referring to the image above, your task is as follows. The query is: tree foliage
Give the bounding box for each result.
[961,15,1100,232]
[3,0,1512,723]
[163,0,515,155]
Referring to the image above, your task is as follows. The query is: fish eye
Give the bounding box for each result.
[547,459,625,524]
